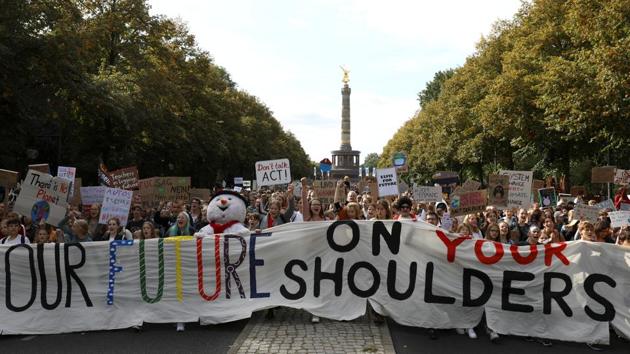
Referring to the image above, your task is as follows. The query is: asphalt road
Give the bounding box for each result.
[388,320,629,354]
[0,320,248,354]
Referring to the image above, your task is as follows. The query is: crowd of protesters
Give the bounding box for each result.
[0,177,628,345]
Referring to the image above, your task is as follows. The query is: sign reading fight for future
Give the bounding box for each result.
[0,221,627,345]
[255,159,291,187]
[98,187,133,227]
[488,174,509,208]
[0,169,19,204]
[376,167,398,197]
[109,166,139,190]
[412,185,442,203]
[500,170,533,209]
[13,170,69,225]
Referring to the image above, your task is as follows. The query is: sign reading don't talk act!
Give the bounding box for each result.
[255,159,291,187]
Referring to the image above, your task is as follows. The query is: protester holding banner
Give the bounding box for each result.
[259,185,295,229]
[497,221,513,244]
[617,227,630,248]
[189,198,207,231]
[34,227,51,244]
[58,212,93,243]
[87,203,106,241]
[539,217,564,244]
[394,196,416,221]
[102,217,133,241]
[514,208,531,242]
[300,178,327,222]
[166,212,194,237]
[463,214,483,239]
[372,200,392,220]
[126,205,146,234]
[593,220,614,243]
[0,217,29,244]
[333,180,363,221]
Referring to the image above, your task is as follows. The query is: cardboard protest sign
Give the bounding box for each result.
[70,178,82,206]
[412,185,442,203]
[591,166,615,183]
[243,180,251,188]
[80,186,106,206]
[1,221,628,345]
[189,188,211,202]
[614,169,630,185]
[312,180,336,207]
[138,177,191,209]
[28,163,50,174]
[573,204,600,223]
[376,168,398,197]
[557,193,572,205]
[596,199,615,211]
[57,166,76,199]
[488,174,509,208]
[98,188,133,227]
[392,152,408,173]
[531,179,545,204]
[0,169,19,204]
[500,170,533,209]
[462,179,481,192]
[255,159,291,187]
[608,211,630,228]
[449,189,488,216]
[432,171,459,195]
[13,170,69,225]
[109,166,139,190]
[570,186,586,197]
[538,188,557,209]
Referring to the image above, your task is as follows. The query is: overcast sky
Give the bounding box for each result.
[148,0,523,164]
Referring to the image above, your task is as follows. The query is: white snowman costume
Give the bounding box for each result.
[194,190,250,238]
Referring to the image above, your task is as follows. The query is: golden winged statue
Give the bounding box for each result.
[340,65,350,84]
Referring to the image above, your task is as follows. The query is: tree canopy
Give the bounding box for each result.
[379,0,630,190]
[0,0,312,185]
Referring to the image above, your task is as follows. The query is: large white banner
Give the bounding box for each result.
[0,221,628,345]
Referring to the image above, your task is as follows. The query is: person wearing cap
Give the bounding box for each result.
[394,196,416,221]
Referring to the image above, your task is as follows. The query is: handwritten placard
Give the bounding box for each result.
[312,180,336,207]
[591,166,616,183]
[500,170,533,209]
[0,169,19,204]
[138,177,191,209]
[80,186,106,206]
[109,166,139,190]
[450,189,488,216]
[255,159,291,187]
[488,174,509,208]
[608,211,630,228]
[376,168,398,197]
[573,204,600,223]
[412,185,442,203]
[13,170,69,225]
[98,187,133,226]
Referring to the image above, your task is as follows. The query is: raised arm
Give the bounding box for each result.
[301,177,312,220]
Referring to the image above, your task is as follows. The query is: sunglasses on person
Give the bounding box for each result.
[400,205,411,210]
